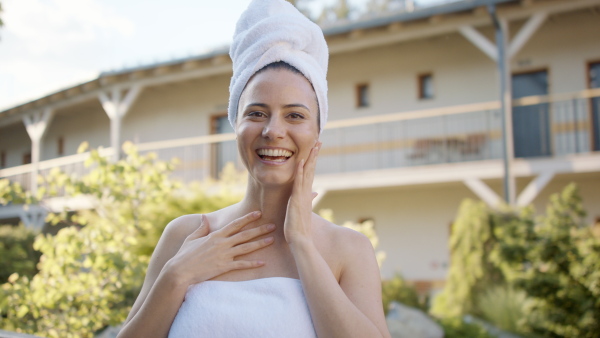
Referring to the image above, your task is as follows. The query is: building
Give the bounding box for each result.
[1,0,599,292]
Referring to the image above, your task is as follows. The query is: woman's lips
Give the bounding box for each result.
[256,148,294,164]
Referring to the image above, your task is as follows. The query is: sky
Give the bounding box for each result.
[0,0,446,111]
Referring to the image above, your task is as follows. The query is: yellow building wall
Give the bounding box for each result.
[318,172,600,281]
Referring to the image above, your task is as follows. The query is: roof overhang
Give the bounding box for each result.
[2,0,598,127]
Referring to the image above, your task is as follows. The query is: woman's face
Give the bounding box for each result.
[236,68,319,187]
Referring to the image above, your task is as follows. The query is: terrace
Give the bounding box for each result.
[2,88,599,228]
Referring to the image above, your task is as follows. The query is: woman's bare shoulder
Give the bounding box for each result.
[163,214,204,242]
[313,213,375,274]
[314,213,372,251]
[162,204,238,243]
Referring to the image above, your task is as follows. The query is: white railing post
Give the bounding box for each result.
[99,85,143,162]
[22,108,54,196]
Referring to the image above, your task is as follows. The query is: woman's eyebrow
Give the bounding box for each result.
[245,102,269,109]
[283,103,310,110]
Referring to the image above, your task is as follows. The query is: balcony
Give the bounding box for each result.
[1,88,599,201]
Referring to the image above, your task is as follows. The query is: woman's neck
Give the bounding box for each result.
[237,178,293,236]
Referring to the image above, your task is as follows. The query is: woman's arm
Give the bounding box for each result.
[291,229,390,338]
[117,212,276,338]
[285,143,391,338]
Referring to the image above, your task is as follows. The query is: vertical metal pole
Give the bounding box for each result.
[489,4,516,206]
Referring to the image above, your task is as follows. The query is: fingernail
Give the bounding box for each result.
[253,211,261,217]
[267,224,276,230]
[264,237,274,243]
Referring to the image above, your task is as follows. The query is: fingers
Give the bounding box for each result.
[229,223,276,245]
[231,236,274,256]
[218,211,262,237]
[304,142,320,188]
[188,214,210,240]
[294,141,320,193]
[229,260,265,270]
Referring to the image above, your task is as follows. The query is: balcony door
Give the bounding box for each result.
[211,114,236,178]
[512,70,551,158]
[590,62,600,151]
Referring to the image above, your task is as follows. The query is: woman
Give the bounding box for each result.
[118,1,390,337]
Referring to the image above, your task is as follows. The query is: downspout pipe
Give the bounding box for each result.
[488,2,516,206]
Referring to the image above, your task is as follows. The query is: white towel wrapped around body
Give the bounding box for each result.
[228,0,329,131]
[168,277,317,338]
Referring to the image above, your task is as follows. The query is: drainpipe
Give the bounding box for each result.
[488,3,515,206]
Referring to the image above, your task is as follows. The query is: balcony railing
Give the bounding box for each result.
[1,88,599,195]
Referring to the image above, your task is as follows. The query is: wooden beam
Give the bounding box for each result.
[464,178,502,208]
[508,12,547,59]
[459,25,498,61]
[517,171,554,206]
[349,29,365,39]
[387,22,403,32]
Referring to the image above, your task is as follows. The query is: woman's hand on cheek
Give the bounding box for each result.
[165,212,276,286]
[284,141,321,245]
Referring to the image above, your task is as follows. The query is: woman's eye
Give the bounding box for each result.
[248,111,266,118]
[288,112,305,119]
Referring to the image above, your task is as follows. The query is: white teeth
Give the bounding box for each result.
[257,148,293,157]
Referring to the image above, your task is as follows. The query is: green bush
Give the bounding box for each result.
[381,274,427,315]
[0,143,244,338]
[430,199,506,318]
[432,183,600,337]
[437,317,495,338]
[477,285,529,334]
[0,225,41,284]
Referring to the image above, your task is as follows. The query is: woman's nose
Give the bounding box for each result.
[262,116,286,139]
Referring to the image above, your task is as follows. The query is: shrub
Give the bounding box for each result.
[477,285,529,334]
[0,144,244,338]
[437,317,495,338]
[381,274,426,315]
[432,183,600,337]
[430,199,506,318]
[0,224,41,284]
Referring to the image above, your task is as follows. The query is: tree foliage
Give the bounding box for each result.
[430,199,506,318]
[0,225,41,284]
[431,183,600,337]
[0,143,244,337]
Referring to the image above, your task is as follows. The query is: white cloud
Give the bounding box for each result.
[4,0,134,56]
[0,0,135,109]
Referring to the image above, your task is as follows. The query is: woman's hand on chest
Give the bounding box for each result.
[164,211,277,286]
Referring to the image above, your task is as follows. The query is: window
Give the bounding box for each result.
[57,136,64,156]
[0,151,5,168]
[356,83,370,107]
[23,152,31,165]
[418,73,434,99]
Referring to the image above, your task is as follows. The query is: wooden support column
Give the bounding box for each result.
[458,10,547,206]
[463,178,501,208]
[98,85,142,161]
[22,108,54,196]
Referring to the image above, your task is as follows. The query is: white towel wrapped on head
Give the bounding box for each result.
[228,0,329,131]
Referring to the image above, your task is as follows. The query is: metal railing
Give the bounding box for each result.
[1,88,599,194]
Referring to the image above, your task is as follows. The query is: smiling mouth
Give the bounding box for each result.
[256,148,294,163]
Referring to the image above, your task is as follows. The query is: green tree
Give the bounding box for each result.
[430,199,506,318]
[432,183,600,337]
[501,184,600,337]
[0,143,244,337]
[0,225,41,284]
